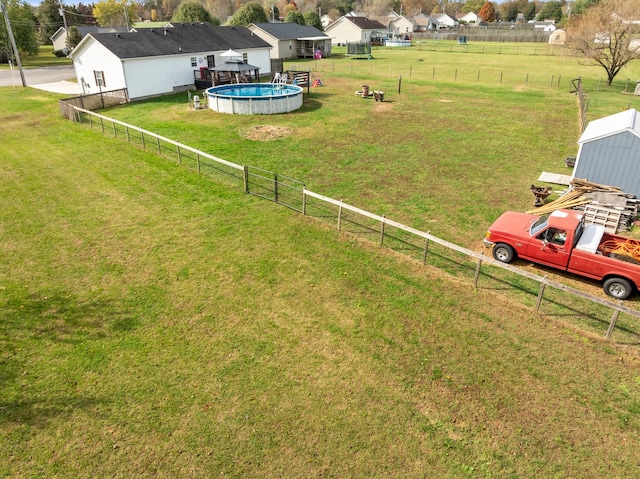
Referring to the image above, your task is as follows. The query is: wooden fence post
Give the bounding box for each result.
[338,200,343,231]
[243,166,249,193]
[141,131,145,150]
[176,144,181,163]
[605,304,622,340]
[125,126,130,143]
[156,136,161,155]
[380,216,385,245]
[196,152,200,173]
[536,275,548,311]
[112,121,117,137]
[422,233,430,264]
[473,252,483,288]
[100,117,105,133]
[302,188,307,215]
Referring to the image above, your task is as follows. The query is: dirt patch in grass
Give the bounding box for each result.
[242,125,294,141]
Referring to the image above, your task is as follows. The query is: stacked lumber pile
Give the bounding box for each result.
[526,178,638,233]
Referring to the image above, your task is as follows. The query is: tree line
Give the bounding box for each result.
[1,0,638,87]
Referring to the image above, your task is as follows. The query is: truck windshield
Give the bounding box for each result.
[530,215,549,236]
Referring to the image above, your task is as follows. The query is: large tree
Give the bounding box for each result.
[303,10,322,30]
[565,0,640,86]
[536,0,563,23]
[171,0,216,23]
[284,9,304,24]
[0,0,39,61]
[227,2,267,25]
[36,0,63,44]
[522,1,536,21]
[93,0,137,27]
[573,0,600,15]
[461,0,483,14]
[478,1,494,22]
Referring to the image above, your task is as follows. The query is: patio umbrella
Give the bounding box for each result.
[220,49,242,58]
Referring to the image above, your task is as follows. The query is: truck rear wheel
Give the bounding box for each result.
[492,243,515,264]
[603,277,633,300]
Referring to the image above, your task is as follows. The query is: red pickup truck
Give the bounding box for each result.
[484,208,640,300]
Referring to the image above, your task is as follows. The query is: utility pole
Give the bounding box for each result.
[58,0,68,32]
[123,0,129,30]
[0,1,26,87]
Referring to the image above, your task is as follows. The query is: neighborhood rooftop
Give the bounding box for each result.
[250,23,328,40]
[84,22,270,59]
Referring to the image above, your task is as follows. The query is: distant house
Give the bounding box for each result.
[431,13,459,29]
[412,13,438,32]
[68,22,271,100]
[324,16,386,45]
[320,14,334,28]
[457,12,481,25]
[572,109,640,197]
[389,12,415,36]
[247,23,331,59]
[50,26,119,53]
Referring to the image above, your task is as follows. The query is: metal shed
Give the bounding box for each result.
[573,109,640,197]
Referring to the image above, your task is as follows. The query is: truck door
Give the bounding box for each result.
[526,227,572,268]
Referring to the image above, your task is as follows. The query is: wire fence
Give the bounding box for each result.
[61,104,640,342]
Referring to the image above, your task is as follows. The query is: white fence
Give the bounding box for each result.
[65,105,640,341]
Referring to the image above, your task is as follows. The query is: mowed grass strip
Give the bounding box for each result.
[1,66,640,477]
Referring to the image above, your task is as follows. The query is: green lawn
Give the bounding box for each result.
[2,46,640,477]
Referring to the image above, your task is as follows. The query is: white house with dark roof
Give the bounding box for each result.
[431,13,459,29]
[324,16,386,45]
[50,26,119,53]
[247,23,331,59]
[68,22,271,100]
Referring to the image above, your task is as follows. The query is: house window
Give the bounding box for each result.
[94,70,106,88]
[191,57,197,67]
[243,52,248,63]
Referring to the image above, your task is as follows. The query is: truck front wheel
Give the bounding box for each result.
[493,243,515,264]
[603,277,633,300]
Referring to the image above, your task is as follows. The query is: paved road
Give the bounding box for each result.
[0,65,79,93]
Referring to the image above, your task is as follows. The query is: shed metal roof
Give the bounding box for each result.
[251,23,328,40]
[77,22,270,60]
[579,108,640,144]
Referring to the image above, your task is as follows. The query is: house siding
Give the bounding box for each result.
[123,55,199,99]
[73,39,126,94]
[574,132,640,197]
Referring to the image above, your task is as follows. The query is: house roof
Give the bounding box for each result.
[71,22,270,60]
[250,23,328,40]
[50,25,117,42]
[210,58,259,73]
[412,14,436,27]
[432,13,458,24]
[578,109,640,144]
[329,16,386,31]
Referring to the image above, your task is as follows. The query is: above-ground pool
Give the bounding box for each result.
[385,39,411,47]
[205,83,304,115]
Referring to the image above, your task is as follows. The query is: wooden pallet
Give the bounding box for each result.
[583,204,622,234]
